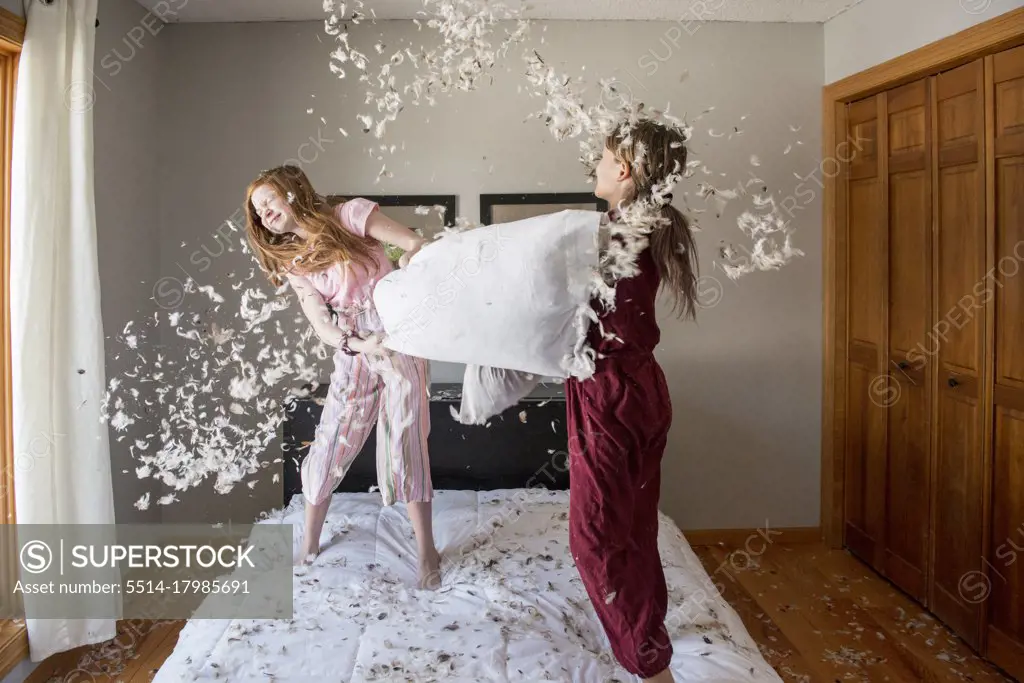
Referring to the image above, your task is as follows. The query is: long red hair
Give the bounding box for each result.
[244,165,379,285]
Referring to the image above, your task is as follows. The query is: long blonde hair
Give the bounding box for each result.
[606,120,699,320]
[244,165,379,285]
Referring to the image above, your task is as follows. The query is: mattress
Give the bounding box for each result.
[155,489,782,682]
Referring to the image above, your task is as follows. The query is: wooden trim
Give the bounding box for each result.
[820,8,1024,558]
[922,78,935,603]
[0,621,28,681]
[824,7,1024,100]
[927,74,940,612]
[877,91,891,571]
[979,54,997,652]
[684,527,822,548]
[0,8,24,50]
[0,43,17,623]
[822,97,848,548]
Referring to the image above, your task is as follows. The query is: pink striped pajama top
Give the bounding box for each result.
[293,199,432,507]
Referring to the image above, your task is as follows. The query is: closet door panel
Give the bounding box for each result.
[885,78,932,602]
[931,59,987,649]
[845,97,887,569]
[986,44,1024,681]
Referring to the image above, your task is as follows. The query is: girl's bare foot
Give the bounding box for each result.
[295,540,319,566]
[407,501,441,589]
[418,548,442,589]
[297,498,330,566]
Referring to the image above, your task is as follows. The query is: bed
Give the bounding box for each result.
[154,386,781,682]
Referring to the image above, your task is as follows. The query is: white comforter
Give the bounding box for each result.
[155,490,781,682]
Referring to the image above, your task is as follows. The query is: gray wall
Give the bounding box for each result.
[94,0,165,523]
[141,19,824,530]
[825,0,1024,82]
[0,0,21,19]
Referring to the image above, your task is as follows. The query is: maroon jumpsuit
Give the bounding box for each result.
[566,245,674,678]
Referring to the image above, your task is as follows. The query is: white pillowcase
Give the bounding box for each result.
[457,365,542,425]
[373,209,602,379]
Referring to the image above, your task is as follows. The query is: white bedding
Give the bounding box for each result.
[155,490,781,682]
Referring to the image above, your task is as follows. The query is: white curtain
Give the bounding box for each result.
[11,0,116,661]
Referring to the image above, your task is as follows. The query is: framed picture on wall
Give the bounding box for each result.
[326,194,457,261]
[479,192,608,225]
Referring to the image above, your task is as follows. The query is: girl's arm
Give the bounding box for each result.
[365,212,427,266]
[365,211,425,252]
[339,199,425,267]
[286,273,347,349]
[287,273,387,355]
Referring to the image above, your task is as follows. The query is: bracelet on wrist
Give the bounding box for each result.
[340,334,358,357]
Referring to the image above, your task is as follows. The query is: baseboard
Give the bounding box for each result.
[683,526,822,547]
[0,621,28,681]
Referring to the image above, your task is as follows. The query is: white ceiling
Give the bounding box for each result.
[134,0,863,24]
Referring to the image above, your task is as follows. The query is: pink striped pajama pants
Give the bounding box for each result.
[301,347,432,506]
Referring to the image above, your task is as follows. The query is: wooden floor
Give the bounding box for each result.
[692,542,1015,683]
[16,542,1016,683]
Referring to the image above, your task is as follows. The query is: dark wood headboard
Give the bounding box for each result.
[281,382,569,506]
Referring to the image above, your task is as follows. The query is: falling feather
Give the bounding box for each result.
[198,285,225,304]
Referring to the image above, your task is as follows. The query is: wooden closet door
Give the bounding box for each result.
[930,59,988,648]
[885,78,932,603]
[844,95,887,570]
[985,44,1024,681]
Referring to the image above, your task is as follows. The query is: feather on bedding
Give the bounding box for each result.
[154,489,781,682]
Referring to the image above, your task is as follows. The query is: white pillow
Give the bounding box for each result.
[457,365,541,425]
[373,209,602,378]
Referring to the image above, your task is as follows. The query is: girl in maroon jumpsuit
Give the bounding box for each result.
[567,120,699,683]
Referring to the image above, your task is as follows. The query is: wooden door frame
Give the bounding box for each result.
[0,7,25,682]
[821,7,1024,549]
